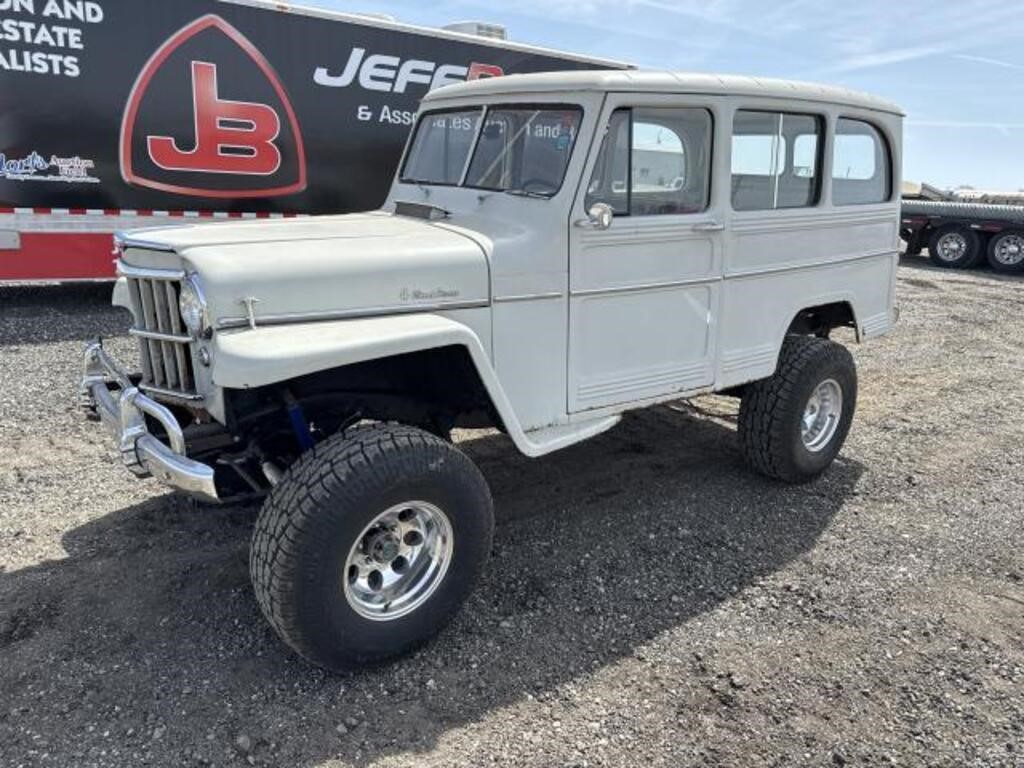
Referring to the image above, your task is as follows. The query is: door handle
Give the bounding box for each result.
[692,221,725,233]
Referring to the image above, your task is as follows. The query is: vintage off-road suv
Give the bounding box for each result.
[81,71,902,670]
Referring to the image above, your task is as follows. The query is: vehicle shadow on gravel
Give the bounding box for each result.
[898,253,1024,283]
[0,404,863,766]
[0,284,130,346]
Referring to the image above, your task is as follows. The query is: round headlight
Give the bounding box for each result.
[178,276,209,337]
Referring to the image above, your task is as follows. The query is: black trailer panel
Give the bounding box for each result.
[0,0,620,216]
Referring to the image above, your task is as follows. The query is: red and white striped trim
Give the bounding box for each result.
[0,206,300,219]
[0,207,308,281]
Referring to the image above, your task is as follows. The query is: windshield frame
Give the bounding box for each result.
[399,102,585,198]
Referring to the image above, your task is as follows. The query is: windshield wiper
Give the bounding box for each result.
[504,189,551,200]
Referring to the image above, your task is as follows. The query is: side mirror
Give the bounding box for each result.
[583,202,614,230]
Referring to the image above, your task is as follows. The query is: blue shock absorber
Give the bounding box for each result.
[283,390,315,451]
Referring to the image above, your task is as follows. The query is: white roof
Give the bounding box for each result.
[426,70,904,116]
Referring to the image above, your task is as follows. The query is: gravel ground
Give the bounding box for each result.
[1,259,1022,768]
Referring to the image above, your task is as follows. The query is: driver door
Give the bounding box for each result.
[567,96,723,413]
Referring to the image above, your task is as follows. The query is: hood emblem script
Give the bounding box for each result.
[399,287,460,302]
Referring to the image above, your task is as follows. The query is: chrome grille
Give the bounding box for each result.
[124,271,198,399]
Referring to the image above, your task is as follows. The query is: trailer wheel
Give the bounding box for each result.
[928,224,981,269]
[250,423,494,672]
[986,231,1024,274]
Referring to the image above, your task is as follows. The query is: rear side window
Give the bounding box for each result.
[732,133,785,177]
[585,106,713,216]
[833,119,892,205]
[731,110,823,211]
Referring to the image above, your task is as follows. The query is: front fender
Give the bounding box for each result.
[212,314,536,454]
[211,313,625,458]
[212,314,489,389]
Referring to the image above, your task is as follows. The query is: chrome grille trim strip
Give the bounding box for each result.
[138,384,205,402]
[129,328,193,344]
[116,260,185,280]
[216,299,490,330]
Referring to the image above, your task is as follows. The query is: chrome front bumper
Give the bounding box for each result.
[80,340,219,502]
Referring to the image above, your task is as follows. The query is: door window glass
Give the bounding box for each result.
[585,109,631,214]
[586,107,712,216]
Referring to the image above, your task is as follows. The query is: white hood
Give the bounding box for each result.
[119,212,491,327]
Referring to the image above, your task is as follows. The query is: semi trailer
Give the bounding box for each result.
[901,185,1024,273]
[0,0,625,282]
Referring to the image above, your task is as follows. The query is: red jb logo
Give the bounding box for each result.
[120,15,306,199]
[149,61,282,176]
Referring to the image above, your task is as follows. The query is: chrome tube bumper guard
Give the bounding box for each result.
[80,340,219,502]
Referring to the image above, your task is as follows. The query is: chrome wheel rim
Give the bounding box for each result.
[801,379,843,452]
[993,234,1024,266]
[935,232,968,262]
[343,501,454,622]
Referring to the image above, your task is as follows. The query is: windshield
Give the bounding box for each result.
[401,109,484,186]
[400,105,583,197]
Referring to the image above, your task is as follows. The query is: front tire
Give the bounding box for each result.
[250,423,494,672]
[738,336,857,483]
[986,230,1024,274]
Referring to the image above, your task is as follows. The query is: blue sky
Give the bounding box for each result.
[315,0,1024,191]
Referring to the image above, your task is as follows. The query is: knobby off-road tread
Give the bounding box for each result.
[250,423,491,668]
[738,336,854,483]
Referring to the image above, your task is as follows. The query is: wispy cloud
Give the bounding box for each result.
[811,1,1024,76]
[907,119,1024,137]
[388,0,1024,78]
[824,45,945,74]
[443,0,1024,76]
[953,53,1024,72]
[909,121,1024,127]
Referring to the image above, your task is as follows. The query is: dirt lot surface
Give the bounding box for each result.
[1,259,1022,768]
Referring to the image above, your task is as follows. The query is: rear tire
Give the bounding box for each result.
[928,224,982,269]
[738,336,857,483]
[986,230,1024,274]
[250,423,494,672]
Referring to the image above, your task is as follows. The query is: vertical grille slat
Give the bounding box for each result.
[127,278,154,384]
[151,282,179,389]
[137,280,166,387]
[124,271,198,400]
[165,283,193,393]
